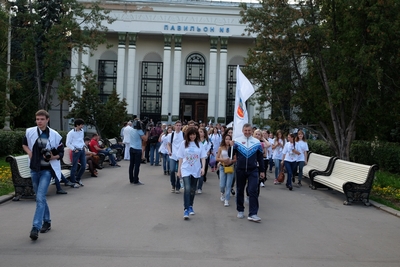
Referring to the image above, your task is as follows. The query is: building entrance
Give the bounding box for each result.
[179,93,208,124]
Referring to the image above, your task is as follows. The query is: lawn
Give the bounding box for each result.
[0,157,13,196]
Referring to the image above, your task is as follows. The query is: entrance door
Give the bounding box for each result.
[195,101,207,123]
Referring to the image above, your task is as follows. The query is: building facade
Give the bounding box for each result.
[65,0,269,126]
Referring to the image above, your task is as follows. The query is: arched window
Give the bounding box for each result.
[185,53,205,86]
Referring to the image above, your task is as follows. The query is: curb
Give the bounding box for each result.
[0,193,14,205]
[370,200,400,218]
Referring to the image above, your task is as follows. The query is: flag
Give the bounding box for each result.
[226,121,233,128]
[233,66,255,140]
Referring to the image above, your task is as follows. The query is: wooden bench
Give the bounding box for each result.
[303,152,337,179]
[6,155,71,201]
[310,159,379,206]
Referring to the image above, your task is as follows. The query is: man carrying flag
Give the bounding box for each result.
[231,66,265,222]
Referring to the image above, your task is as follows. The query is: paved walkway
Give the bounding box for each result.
[0,160,399,267]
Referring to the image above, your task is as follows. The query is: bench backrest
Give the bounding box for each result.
[7,155,31,179]
[331,159,372,184]
[108,138,117,145]
[307,153,333,171]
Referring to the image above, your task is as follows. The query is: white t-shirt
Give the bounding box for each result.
[272,139,284,160]
[167,131,184,160]
[159,134,169,154]
[282,142,298,162]
[296,140,309,162]
[177,141,207,178]
[201,139,211,154]
[209,133,222,156]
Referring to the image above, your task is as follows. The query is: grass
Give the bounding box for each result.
[0,157,14,196]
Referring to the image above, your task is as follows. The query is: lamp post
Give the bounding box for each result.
[3,0,17,131]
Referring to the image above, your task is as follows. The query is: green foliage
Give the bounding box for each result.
[3,0,115,128]
[66,67,128,138]
[307,140,335,157]
[0,130,25,157]
[240,0,400,160]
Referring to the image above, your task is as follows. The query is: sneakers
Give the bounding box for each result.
[71,183,80,188]
[64,181,74,186]
[260,182,265,187]
[133,181,144,185]
[56,189,67,194]
[30,227,39,240]
[220,193,225,202]
[248,214,261,222]
[298,181,302,186]
[76,181,84,186]
[171,187,175,193]
[224,200,229,207]
[175,188,180,194]
[188,206,195,215]
[197,189,202,194]
[237,211,245,219]
[40,222,51,233]
[183,209,189,220]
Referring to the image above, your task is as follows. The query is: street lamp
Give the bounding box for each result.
[3,0,18,131]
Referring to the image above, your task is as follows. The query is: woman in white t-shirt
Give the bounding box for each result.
[197,127,211,194]
[281,133,301,191]
[209,127,222,172]
[159,126,172,176]
[177,127,207,220]
[295,130,309,186]
[272,130,285,185]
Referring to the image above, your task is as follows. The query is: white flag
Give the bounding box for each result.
[233,66,255,140]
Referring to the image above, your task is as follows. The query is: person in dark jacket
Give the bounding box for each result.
[232,123,265,222]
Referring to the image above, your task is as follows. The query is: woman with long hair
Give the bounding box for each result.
[272,130,285,185]
[216,132,237,207]
[197,127,211,193]
[253,129,270,188]
[295,130,309,186]
[177,127,207,220]
[209,127,222,172]
[159,126,172,175]
[281,133,300,190]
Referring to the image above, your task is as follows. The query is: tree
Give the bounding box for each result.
[10,0,114,114]
[240,0,400,160]
[67,66,128,138]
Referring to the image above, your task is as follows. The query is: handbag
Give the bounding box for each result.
[277,166,285,183]
[223,164,234,174]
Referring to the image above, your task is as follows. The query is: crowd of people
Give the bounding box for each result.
[23,110,308,241]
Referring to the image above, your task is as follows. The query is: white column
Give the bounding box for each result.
[207,37,218,124]
[70,48,80,94]
[80,47,90,95]
[161,35,172,122]
[116,33,127,99]
[217,37,228,123]
[171,35,182,120]
[126,33,137,115]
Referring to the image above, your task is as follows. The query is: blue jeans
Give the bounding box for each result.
[284,161,297,187]
[197,157,208,190]
[297,161,305,182]
[70,149,86,182]
[268,157,274,171]
[162,153,170,172]
[274,159,282,179]
[219,165,234,202]
[54,173,69,191]
[99,148,116,165]
[236,168,259,216]
[129,148,142,183]
[149,142,161,165]
[169,159,180,190]
[31,169,52,230]
[182,175,198,210]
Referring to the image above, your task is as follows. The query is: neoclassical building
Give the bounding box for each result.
[62,0,269,127]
